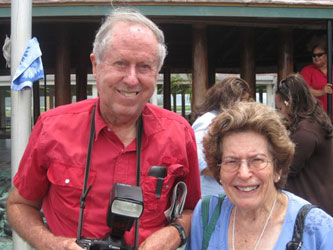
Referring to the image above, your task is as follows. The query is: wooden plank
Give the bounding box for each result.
[192,24,208,108]
[240,27,256,98]
[55,27,71,107]
[277,28,294,83]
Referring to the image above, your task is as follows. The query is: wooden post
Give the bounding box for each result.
[277,28,294,83]
[192,24,209,108]
[76,40,88,101]
[163,67,171,110]
[33,80,40,124]
[240,28,256,98]
[55,26,71,107]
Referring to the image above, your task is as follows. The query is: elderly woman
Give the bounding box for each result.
[275,73,333,215]
[191,77,251,197]
[186,101,333,250]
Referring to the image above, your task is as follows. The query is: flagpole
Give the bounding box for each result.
[11,0,33,249]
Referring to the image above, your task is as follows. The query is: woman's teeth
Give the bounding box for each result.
[237,186,258,192]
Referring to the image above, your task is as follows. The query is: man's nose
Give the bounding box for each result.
[124,65,139,86]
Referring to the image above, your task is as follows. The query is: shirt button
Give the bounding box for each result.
[107,128,111,132]
[65,179,70,184]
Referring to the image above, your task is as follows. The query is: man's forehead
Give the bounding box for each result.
[112,21,154,37]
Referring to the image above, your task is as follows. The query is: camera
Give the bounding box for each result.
[76,183,144,250]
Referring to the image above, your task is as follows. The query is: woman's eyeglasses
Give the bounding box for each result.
[312,52,325,58]
[218,156,273,172]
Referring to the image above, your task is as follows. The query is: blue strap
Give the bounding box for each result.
[201,194,226,250]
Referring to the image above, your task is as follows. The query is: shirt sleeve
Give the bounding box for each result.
[186,200,203,250]
[304,208,333,250]
[183,124,202,208]
[13,115,49,201]
[193,122,208,173]
[288,124,318,176]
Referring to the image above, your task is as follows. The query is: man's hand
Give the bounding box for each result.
[139,209,193,250]
[139,225,181,250]
[6,187,84,250]
[48,236,84,250]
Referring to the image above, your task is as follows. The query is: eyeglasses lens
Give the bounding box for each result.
[312,53,325,58]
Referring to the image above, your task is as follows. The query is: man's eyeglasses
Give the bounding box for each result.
[218,156,273,172]
[312,52,325,58]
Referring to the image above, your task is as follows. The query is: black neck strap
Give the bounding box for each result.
[76,103,143,249]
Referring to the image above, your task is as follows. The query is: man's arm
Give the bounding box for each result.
[138,209,193,250]
[6,187,83,250]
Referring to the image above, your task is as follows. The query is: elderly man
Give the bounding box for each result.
[7,8,201,250]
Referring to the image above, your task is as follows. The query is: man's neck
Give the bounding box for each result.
[112,121,137,147]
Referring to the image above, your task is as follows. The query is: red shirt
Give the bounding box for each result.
[14,98,201,246]
[300,64,333,114]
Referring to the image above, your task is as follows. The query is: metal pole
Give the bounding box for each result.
[11,0,33,250]
[327,20,332,120]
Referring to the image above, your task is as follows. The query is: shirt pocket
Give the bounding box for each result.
[47,162,96,207]
[141,164,185,228]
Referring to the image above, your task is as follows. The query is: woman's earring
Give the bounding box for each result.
[284,100,289,107]
[275,176,281,183]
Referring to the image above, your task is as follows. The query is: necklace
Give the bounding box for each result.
[232,194,277,250]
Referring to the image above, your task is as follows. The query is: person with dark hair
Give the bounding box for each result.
[275,73,333,215]
[191,77,251,196]
[6,8,201,250]
[300,35,333,115]
[186,101,333,250]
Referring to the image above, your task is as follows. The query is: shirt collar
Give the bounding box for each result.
[94,99,164,141]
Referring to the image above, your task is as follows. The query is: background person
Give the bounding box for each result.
[300,35,333,116]
[6,8,201,250]
[191,77,251,197]
[187,101,333,250]
[275,73,333,215]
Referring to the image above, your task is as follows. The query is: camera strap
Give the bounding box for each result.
[135,114,143,249]
[76,103,96,241]
[76,103,144,250]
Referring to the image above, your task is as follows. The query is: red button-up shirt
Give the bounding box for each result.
[300,64,333,115]
[14,98,201,246]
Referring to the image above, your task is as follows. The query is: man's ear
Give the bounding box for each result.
[90,53,97,78]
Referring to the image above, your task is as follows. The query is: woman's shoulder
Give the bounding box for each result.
[192,111,218,131]
[284,191,333,230]
[301,64,318,72]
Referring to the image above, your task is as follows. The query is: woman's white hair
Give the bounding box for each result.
[92,8,167,71]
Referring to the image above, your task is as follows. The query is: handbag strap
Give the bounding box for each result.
[286,204,317,250]
[201,194,226,250]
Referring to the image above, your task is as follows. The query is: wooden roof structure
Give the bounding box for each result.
[1,0,332,108]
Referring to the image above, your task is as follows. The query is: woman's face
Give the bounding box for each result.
[219,131,279,211]
[312,47,327,68]
[275,93,292,124]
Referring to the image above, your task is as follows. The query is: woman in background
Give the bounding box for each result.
[191,77,251,197]
[186,101,333,250]
[300,35,332,116]
[275,73,333,215]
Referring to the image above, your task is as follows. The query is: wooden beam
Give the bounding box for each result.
[240,28,256,98]
[278,28,294,83]
[33,80,40,124]
[192,24,208,108]
[163,67,171,110]
[76,39,88,101]
[55,27,71,107]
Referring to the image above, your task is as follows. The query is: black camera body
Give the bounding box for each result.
[76,183,143,250]
[77,234,133,250]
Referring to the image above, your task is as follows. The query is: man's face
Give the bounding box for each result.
[91,21,159,124]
